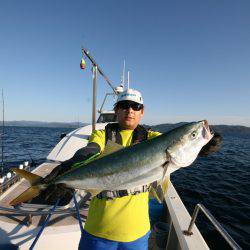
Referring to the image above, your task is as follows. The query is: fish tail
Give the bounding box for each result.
[9,168,44,206]
[11,168,43,185]
[10,186,41,206]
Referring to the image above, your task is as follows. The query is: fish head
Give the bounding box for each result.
[167,120,213,168]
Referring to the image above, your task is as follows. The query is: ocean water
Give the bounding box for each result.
[1,126,249,249]
[1,126,73,168]
[172,134,250,249]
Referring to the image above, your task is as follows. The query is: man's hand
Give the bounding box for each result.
[42,142,101,184]
[37,143,101,204]
[41,164,73,204]
[42,184,74,203]
[199,132,222,156]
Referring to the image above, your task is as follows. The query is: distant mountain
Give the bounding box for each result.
[210,125,250,136]
[144,123,250,136]
[5,120,88,128]
[5,121,250,136]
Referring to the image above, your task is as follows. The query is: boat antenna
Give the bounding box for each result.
[1,89,4,177]
[121,60,125,87]
[127,71,130,89]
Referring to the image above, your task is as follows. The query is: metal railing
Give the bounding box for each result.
[0,203,89,216]
[0,165,31,194]
[183,203,242,250]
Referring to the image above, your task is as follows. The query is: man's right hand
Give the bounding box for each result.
[41,164,73,203]
[42,184,74,203]
[40,142,101,203]
[43,142,101,184]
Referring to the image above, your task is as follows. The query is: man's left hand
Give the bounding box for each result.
[199,132,222,156]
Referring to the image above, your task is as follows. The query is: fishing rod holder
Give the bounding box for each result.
[183,203,242,250]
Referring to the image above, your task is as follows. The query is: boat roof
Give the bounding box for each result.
[47,123,108,162]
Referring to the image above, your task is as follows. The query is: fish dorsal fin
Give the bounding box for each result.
[11,168,43,185]
[100,140,124,157]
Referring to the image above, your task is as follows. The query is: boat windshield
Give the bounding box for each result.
[97,113,117,123]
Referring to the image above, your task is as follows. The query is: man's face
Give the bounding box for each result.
[115,101,144,130]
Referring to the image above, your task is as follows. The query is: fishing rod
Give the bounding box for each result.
[1,89,4,176]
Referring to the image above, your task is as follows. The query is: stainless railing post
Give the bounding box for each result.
[184,204,200,235]
[183,203,242,250]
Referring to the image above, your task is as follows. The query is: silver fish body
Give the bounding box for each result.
[54,120,213,191]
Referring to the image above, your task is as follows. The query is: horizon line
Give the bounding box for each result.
[4,120,250,128]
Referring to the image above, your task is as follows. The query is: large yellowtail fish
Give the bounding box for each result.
[10,120,213,205]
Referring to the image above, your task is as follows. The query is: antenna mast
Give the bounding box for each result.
[122,60,126,87]
[127,71,130,89]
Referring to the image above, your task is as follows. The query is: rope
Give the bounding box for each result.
[29,199,60,250]
[73,192,84,234]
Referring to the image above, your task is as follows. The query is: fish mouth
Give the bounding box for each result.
[202,120,214,140]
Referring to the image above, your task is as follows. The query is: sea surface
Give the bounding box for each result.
[1,126,250,249]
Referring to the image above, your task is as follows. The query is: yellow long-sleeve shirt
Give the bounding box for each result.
[84,129,161,242]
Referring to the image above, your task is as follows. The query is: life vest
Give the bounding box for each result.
[105,123,148,146]
[96,123,149,199]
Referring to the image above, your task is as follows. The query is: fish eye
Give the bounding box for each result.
[190,131,197,139]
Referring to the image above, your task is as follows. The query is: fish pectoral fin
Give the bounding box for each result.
[11,168,43,185]
[10,186,41,206]
[149,185,163,203]
[160,175,170,197]
[100,140,124,157]
[87,189,102,197]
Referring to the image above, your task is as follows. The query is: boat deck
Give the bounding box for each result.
[0,162,211,249]
[0,162,88,227]
[0,162,59,208]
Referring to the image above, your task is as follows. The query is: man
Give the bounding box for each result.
[78,89,161,249]
[43,88,222,250]
[43,89,160,249]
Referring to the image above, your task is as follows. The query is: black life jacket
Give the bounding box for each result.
[105,123,148,146]
[96,123,151,199]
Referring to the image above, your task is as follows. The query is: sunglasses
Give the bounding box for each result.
[116,101,143,111]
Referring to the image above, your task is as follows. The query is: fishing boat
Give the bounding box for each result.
[0,48,241,250]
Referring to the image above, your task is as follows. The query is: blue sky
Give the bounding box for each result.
[0,0,249,126]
